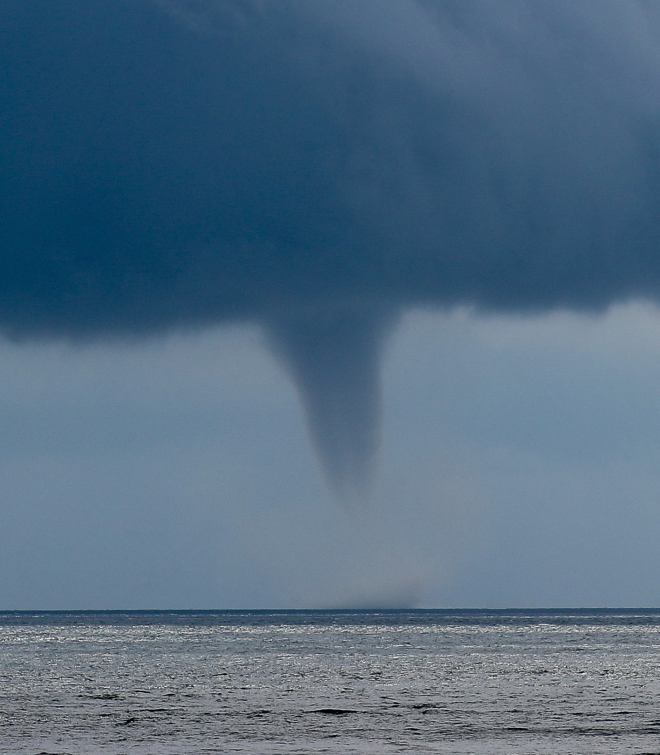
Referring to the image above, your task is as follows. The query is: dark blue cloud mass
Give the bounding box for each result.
[2,0,660,493]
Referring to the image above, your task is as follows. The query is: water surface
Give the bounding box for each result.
[1,609,659,753]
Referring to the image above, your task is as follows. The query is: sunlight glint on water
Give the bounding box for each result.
[1,610,660,754]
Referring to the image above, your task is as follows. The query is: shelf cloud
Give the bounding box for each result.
[2,0,660,493]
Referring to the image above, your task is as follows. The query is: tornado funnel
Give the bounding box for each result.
[268,308,392,499]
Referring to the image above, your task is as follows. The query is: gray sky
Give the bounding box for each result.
[2,0,660,607]
[3,302,660,608]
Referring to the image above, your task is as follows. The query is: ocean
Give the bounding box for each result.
[1,609,660,754]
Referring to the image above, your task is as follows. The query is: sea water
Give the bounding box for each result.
[1,610,660,754]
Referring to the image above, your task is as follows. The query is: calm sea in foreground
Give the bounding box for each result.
[2,610,660,754]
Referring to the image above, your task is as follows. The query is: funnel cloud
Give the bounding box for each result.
[2,1,660,492]
[268,308,392,496]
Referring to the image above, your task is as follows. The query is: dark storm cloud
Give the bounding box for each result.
[2,0,660,491]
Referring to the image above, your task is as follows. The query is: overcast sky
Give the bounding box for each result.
[4,302,660,609]
[3,1,660,608]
